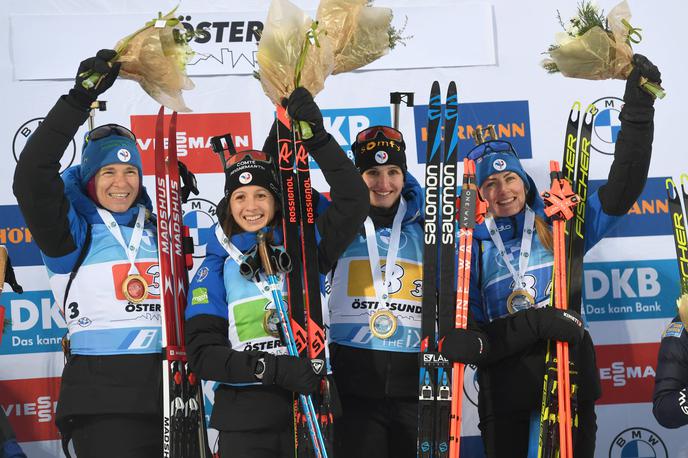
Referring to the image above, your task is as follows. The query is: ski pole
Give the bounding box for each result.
[256,232,328,458]
[389,91,414,130]
[542,161,578,458]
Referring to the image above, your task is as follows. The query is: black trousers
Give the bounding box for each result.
[334,394,417,458]
[218,428,295,458]
[480,400,597,458]
[70,414,162,458]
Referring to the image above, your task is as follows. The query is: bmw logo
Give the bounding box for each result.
[182,198,218,259]
[608,427,667,458]
[590,96,623,156]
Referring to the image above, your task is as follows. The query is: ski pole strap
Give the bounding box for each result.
[62,225,93,312]
[542,161,579,221]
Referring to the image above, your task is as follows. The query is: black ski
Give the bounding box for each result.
[275,106,312,457]
[435,81,460,458]
[418,81,443,457]
[293,126,333,456]
[562,103,596,315]
[275,106,332,456]
[666,176,688,295]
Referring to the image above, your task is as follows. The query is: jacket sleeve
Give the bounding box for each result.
[597,91,654,217]
[12,94,91,258]
[477,309,541,365]
[307,135,370,273]
[652,318,688,428]
[185,253,263,384]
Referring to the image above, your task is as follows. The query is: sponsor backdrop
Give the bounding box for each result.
[1,0,687,456]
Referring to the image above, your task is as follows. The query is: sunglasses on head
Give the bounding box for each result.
[226,150,273,168]
[355,125,404,144]
[86,124,136,144]
[467,140,518,161]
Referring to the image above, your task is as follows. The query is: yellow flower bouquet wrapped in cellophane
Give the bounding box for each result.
[541,0,664,99]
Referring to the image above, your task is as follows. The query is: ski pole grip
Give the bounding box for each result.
[256,232,275,276]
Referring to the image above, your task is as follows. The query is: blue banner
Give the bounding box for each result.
[583,259,679,322]
[588,176,673,237]
[413,100,532,163]
[0,290,66,355]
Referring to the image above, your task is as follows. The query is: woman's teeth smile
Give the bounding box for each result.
[109,192,130,199]
[497,197,516,205]
[244,214,263,222]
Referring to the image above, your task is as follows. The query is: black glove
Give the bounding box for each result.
[284,87,329,149]
[526,307,584,345]
[439,328,489,365]
[263,354,323,395]
[70,49,121,107]
[623,54,662,115]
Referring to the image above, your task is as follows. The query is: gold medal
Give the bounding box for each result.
[263,310,280,338]
[507,289,535,314]
[369,309,398,340]
[122,274,148,303]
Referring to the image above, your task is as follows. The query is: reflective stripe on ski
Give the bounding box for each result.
[542,161,579,458]
[154,107,209,458]
[448,159,487,457]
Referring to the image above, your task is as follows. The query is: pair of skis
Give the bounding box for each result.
[666,176,688,327]
[666,176,688,295]
[154,107,209,457]
[418,81,485,458]
[275,105,332,458]
[534,103,595,458]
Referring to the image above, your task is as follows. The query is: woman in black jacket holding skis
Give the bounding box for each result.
[441,54,662,457]
[184,87,369,458]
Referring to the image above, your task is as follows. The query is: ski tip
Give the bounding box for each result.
[584,103,598,122]
[448,80,457,91]
[680,173,688,189]
[665,177,677,195]
[431,81,440,92]
[157,105,165,116]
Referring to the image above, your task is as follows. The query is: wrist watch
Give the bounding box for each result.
[254,357,266,380]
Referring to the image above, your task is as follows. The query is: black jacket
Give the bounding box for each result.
[12,94,164,428]
[184,134,370,431]
[653,315,688,428]
[476,91,656,419]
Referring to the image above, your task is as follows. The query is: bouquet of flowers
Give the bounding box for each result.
[80,7,196,112]
[316,0,400,75]
[256,0,334,110]
[256,0,408,136]
[541,0,664,99]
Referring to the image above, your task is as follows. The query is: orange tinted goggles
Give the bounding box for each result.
[356,125,404,144]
